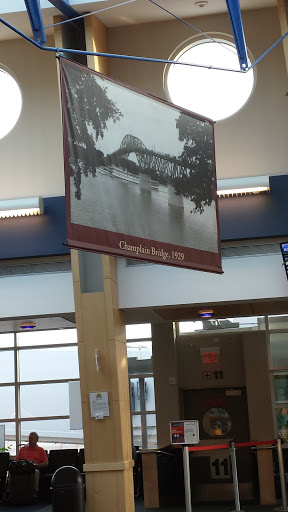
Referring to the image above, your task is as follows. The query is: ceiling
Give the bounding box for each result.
[120,297,288,324]
[0,0,276,42]
[0,297,287,333]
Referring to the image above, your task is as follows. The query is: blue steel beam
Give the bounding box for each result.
[48,0,81,20]
[225,0,248,70]
[24,0,46,44]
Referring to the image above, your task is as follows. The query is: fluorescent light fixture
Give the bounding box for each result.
[0,197,44,218]
[217,176,270,198]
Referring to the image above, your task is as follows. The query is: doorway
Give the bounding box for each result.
[183,387,258,502]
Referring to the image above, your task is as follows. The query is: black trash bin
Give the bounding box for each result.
[51,466,85,512]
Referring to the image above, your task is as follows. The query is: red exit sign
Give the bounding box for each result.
[202,351,219,364]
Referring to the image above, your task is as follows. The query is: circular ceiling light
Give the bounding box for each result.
[0,69,22,139]
[195,1,208,7]
[198,309,214,318]
[165,39,254,121]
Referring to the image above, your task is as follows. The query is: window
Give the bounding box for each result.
[127,324,157,449]
[0,327,82,454]
[178,316,264,334]
[164,39,254,121]
[0,68,22,139]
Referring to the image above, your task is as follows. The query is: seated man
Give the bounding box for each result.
[15,432,48,498]
[17,432,48,469]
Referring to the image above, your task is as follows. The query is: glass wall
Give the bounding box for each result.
[179,313,288,440]
[270,315,288,439]
[179,316,265,334]
[0,329,83,454]
[0,323,157,454]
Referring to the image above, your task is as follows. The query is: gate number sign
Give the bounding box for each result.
[210,456,231,479]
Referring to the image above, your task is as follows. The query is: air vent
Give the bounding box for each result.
[0,261,71,277]
[126,243,280,266]
[221,244,280,258]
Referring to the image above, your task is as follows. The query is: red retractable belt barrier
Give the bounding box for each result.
[188,439,276,452]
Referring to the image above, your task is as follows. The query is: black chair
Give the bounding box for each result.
[78,449,85,474]
[0,452,10,502]
[48,449,79,474]
[39,449,79,501]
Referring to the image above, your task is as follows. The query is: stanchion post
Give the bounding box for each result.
[183,446,192,512]
[230,441,243,512]
[276,438,288,511]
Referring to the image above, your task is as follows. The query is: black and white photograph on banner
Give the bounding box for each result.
[61,58,222,272]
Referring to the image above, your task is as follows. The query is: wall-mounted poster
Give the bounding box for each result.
[60,58,222,273]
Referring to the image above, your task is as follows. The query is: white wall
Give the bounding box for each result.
[108,7,288,180]
[1,7,288,200]
[0,271,74,317]
[0,37,65,199]
[117,253,288,308]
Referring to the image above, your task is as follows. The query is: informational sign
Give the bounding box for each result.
[170,420,199,444]
[89,391,110,418]
[280,242,288,280]
[69,381,83,430]
[60,57,222,273]
[0,425,5,450]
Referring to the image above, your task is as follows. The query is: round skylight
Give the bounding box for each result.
[165,39,254,121]
[0,69,22,139]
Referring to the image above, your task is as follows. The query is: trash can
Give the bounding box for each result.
[51,466,85,512]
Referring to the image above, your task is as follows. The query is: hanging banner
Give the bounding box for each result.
[60,58,222,273]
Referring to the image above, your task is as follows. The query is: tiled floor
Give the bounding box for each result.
[0,501,282,512]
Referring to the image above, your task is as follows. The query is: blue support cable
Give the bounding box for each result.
[24,0,46,44]
[225,0,248,70]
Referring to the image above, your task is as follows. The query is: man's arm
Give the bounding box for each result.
[35,448,48,469]
[35,461,48,469]
[15,447,24,460]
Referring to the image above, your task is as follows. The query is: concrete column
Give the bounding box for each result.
[168,184,184,208]
[243,331,276,505]
[139,172,152,190]
[152,323,180,447]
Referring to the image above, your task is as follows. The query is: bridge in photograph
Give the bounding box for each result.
[108,134,190,177]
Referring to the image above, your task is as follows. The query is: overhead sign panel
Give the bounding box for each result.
[60,58,222,273]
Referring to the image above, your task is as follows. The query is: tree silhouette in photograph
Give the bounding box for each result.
[65,67,123,199]
[174,113,214,213]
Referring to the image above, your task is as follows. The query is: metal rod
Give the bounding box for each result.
[0,16,244,73]
[277,438,288,511]
[230,441,241,512]
[183,446,192,512]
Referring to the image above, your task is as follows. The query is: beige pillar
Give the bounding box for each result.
[72,252,134,512]
[85,15,109,75]
[277,0,288,72]
[243,332,276,505]
[54,13,135,512]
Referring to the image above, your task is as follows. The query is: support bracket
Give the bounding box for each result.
[24,0,46,44]
[225,0,248,70]
[48,0,81,20]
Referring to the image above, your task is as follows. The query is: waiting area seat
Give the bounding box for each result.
[39,449,84,500]
[0,453,10,502]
